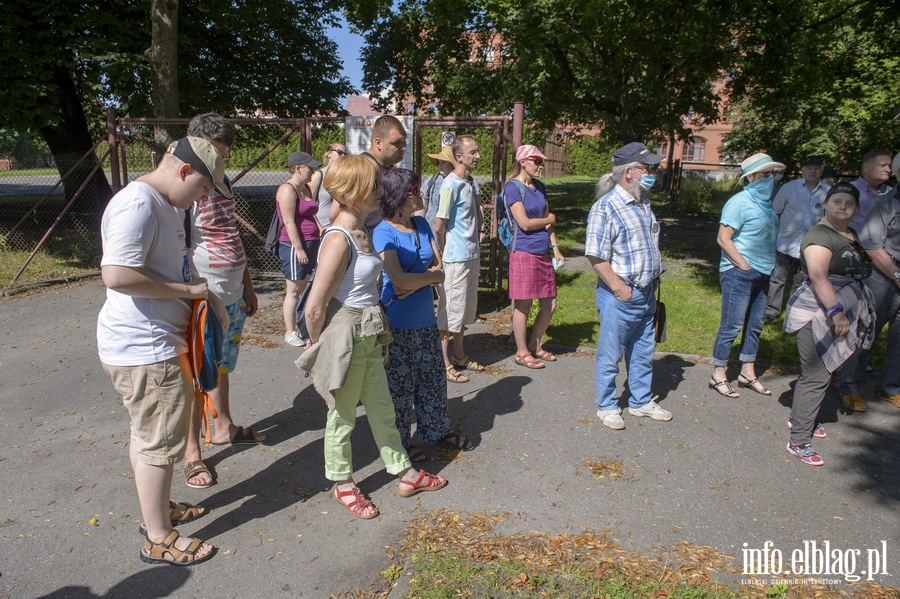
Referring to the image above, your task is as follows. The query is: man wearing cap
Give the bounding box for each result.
[850,149,893,232]
[840,152,900,412]
[585,141,670,430]
[764,155,830,321]
[178,114,264,494]
[435,134,485,381]
[97,136,226,565]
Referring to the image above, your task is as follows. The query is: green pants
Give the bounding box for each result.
[324,335,411,481]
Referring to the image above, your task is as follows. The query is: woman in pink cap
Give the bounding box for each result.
[503,145,565,369]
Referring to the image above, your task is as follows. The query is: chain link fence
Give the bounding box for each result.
[1,115,510,292]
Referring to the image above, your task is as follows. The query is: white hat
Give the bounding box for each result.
[738,153,785,185]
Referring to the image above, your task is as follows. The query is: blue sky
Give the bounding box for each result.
[327,20,367,101]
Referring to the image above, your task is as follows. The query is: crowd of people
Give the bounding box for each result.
[94,110,897,565]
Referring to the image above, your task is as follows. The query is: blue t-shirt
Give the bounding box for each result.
[504,180,550,254]
[719,189,778,274]
[373,216,437,329]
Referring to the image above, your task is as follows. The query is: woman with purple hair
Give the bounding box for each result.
[373,168,475,461]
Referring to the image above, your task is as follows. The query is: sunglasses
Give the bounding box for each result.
[632,163,658,173]
[332,149,346,156]
[851,240,872,264]
[408,185,419,197]
[526,157,544,166]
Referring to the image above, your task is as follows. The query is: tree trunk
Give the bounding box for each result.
[147,0,180,147]
[38,63,112,235]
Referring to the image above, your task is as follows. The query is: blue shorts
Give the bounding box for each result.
[221,300,248,374]
[279,240,319,281]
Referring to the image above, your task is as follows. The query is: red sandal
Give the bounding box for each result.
[333,484,379,519]
[515,352,545,369]
[398,469,447,498]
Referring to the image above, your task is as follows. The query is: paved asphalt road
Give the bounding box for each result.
[0,280,897,598]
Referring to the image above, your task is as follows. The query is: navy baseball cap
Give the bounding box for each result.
[613,142,663,167]
[803,155,824,166]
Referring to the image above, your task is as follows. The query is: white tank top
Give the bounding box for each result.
[327,226,382,308]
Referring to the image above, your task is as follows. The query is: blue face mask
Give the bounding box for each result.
[746,173,774,199]
[639,174,656,191]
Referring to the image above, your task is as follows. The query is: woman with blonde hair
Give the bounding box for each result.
[310,142,347,228]
[503,145,565,369]
[296,155,447,519]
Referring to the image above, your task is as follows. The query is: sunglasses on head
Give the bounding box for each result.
[851,240,872,264]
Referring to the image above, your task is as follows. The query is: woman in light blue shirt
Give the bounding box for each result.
[710,153,784,398]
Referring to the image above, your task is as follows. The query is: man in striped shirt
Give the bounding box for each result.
[585,142,671,430]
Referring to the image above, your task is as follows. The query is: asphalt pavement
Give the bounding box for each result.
[0,279,897,598]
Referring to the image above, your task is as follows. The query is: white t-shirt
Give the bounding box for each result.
[97,182,192,366]
[189,190,246,306]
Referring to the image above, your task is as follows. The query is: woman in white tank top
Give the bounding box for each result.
[303,155,448,519]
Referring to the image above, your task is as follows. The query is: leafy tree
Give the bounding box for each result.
[724,0,899,170]
[352,0,744,145]
[0,0,356,221]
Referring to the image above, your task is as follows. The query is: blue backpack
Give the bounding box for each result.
[497,179,544,251]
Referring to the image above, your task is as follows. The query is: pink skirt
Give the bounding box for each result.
[508,251,557,300]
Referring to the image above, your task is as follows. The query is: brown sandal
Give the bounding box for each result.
[531,348,557,362]
[140,530,216,566]
[183,460,214,489]
[333,485,379,519]
[515,352,545,369]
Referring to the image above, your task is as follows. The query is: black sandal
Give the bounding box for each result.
[738,374,772,396]
[441,432,475,451]
[709,377,740,398]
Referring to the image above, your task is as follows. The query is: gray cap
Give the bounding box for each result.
[287,151,322,169]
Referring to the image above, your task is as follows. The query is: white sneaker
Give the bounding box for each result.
[597,407,625,430]
[284,331,305,347]
[628,400,672,421]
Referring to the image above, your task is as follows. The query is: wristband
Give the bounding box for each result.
[550,243,559,249]
[826,303,845,318]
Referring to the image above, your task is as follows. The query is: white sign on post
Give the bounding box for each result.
[344,115,415,171]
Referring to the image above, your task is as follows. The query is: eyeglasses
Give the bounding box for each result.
[632,163,658,173]
[526,158,544,166]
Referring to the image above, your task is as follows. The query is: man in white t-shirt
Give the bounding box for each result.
[97,136,229,566]
[435,135,485,383]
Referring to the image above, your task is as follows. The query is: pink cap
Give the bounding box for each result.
[515,144,547,162]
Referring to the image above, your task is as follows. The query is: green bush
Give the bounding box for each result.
[677,175,737,215]
[567,135,615,177]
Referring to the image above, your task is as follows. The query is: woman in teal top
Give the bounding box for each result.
[709,153,784,398]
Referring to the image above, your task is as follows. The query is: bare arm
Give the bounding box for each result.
[304,233,350,343]
[277,183,308,264]
[804,244,850,335]
[717,225,752,271]
[379,249,443,294]
[102,264,208,300]
[242,265,258,317]
[586,256,632,301]
[508,201,555,231]
[434,218,447,251]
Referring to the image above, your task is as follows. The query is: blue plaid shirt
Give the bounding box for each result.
[585,185,663,288]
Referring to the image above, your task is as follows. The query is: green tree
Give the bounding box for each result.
[724,0,899,170]
[0,0,356,220]
[352,0,743,144]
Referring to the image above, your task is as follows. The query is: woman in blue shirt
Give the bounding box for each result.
[374,168,474,461]
[710,153,784,398]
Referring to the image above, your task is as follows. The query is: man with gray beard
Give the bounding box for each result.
[585,142,671,430]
